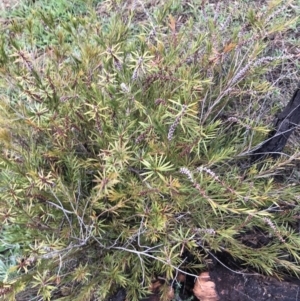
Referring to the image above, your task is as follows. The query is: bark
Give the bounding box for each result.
[252,88,300,162]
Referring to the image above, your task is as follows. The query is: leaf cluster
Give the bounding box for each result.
[0,0,299,300]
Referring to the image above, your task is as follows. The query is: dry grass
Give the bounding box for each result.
[0,0,22,10]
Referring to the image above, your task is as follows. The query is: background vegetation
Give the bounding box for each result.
[0,0,299,300]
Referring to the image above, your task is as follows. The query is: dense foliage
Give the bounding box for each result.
[0,0,299,300]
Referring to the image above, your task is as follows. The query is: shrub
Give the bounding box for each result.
[0,0,299,300]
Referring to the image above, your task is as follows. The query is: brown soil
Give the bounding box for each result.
[109,263,300,301]
[209,264,300,301]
